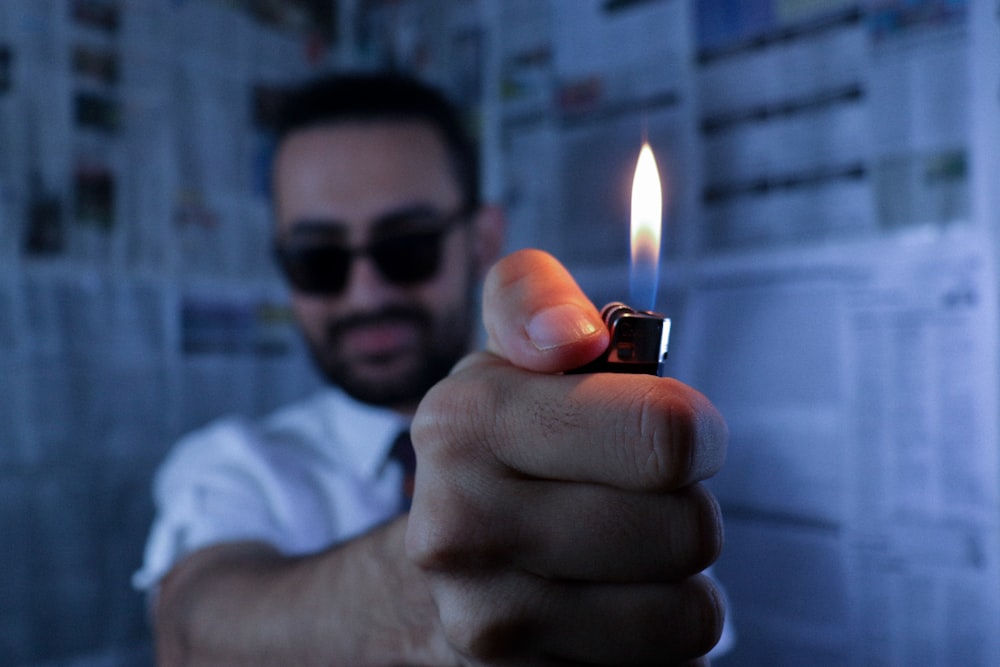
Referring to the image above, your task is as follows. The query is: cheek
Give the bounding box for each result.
[425,234,476,301]
[291,297,330,338]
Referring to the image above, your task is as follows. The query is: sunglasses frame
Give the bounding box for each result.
[273,205,472,296]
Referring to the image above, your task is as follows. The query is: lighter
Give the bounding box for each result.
[569,301,671,376]
[572,139,669,376]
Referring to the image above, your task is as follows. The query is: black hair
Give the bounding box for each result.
[273,71,480,211]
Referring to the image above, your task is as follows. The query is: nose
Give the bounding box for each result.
[340,254,396,307]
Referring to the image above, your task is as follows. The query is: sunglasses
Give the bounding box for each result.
[273,208,469,296]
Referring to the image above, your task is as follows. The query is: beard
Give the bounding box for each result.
[305,302,472,409]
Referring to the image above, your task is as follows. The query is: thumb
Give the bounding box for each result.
[482,249,609,373]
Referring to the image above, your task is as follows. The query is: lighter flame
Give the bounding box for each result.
[630,142,662,309]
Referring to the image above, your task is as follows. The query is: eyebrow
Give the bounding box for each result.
[285,220,349,237]
[372,203,452,235]
[286,202,456,239]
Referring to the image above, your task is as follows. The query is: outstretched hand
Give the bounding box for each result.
[407,249,728,665]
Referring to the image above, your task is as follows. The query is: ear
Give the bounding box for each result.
[471,204,506,279]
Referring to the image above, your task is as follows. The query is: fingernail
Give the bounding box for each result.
[525,303,601,351]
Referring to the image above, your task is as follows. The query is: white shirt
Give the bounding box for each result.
[133,387,408,591]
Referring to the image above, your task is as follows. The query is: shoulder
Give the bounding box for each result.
[155,390,338,493]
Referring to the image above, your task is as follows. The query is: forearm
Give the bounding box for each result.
[155,516,454,667]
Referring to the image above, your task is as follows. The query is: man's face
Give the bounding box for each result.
[273,122,480,411]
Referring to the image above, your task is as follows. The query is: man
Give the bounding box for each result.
[136,71,729,665]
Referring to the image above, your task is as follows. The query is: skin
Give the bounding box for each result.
[153,120,727,666]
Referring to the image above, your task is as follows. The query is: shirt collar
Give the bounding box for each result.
[322,387,410,478]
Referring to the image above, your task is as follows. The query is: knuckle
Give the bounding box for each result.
[654,485,723,578]
[685,484,724,569]
[635,379,726,489]
[686,574,727,657]
[630,382,698,489]
[434,582,528,660]
[406,495,508,573]
[629,577,725,661]
[407,364,513,573]
[411,362,505,460]
[484,248,542,293]
[445,615,524,661]
[404,506,467,570]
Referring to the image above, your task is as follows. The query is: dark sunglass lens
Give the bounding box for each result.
[372,231,443,285]
[279,244,351,295]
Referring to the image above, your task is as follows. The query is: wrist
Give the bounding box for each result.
[357,517,460,666]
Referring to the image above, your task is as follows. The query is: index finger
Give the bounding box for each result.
[415,354,728,490]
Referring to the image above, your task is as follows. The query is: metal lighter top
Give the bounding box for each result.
[569,302,671,376]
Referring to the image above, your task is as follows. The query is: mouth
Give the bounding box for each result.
[339,319,422,361]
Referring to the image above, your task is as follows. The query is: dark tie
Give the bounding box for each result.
[389,430,416,511]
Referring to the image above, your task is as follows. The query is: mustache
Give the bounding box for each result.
[325,305,432,340]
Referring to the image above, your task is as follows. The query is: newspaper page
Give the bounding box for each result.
[673,1,1000,664]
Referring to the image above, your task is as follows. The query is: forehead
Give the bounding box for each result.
[273,121,460,235]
